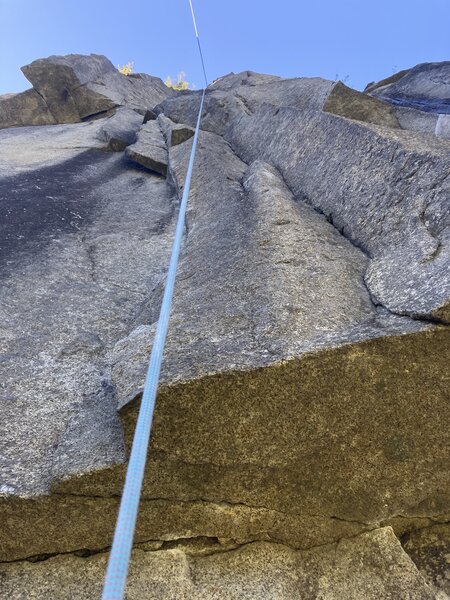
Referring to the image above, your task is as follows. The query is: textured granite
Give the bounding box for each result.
[0,55,448,598]
[0,528,437,600]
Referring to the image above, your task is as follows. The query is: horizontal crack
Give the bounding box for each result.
[0,529,384,566]
[47,490,377,526]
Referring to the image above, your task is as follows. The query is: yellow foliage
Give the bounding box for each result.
[165,71,190,90]
[118,62,134,76]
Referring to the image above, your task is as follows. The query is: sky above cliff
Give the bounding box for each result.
[1,0,449,94]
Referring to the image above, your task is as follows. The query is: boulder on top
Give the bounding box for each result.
[0,54,172,129]
[0,88,57,128]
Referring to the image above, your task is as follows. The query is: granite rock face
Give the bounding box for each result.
[0,55,449,598]
[0,529,438,600]
[125,119,169,175]
[155,73,400,136]
[227,107,450,322]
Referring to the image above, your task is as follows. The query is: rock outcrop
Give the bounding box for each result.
[0,54,171,129]
[366,62,450,139]
[366,61,450,114]
[0,55,449,599]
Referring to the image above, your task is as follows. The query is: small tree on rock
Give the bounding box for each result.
[165,71,191,90]
[118,62,134,76]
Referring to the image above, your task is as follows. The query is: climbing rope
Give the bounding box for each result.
[189,0,208,87]
[102,2,207,598]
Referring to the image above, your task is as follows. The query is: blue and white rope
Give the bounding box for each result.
[189,0,208,86]
[102,2,207,597]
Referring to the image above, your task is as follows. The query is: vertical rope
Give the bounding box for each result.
[101,2,208,597]
[189,0,208,87]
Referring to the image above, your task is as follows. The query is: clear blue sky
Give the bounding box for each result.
[1,0,449,95]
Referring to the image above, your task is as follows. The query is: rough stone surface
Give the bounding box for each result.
[403,523,450,598]
[0,495,377,562]
[394,105,439,135]
[323,81,400,128]
[0,121,107,177]
[22,54,172,121]
[96,106,144,151]
[0,529,437,599]
[125,119,169,174]
[368,62,450,114]
[156,73,402,138]
[0,55,449,597]
[0,53,172,130]
[0,126,176,498]
[157,113,195,146]
[226,106,450,322]
[436,115,450,139]
[0,88,57,129]
[51,129,449,559]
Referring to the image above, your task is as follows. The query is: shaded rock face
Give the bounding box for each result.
[0,55,449,598]
[0,89,57,128]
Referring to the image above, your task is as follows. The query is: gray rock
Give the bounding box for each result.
[143,109,157,122]
[96,106,144,151]
[0,88,57,129]
[0,528,437,599]
[227,104,450,322]
[55,131,448,537]
[209,70,281,91]
[394,105,439,135]
[21,54,112,123]
[157,114,195,146]
[125,119,168,174]
[0,126,176,499]
[436,114,450,139]
[157,76,400,137]
[368,62,450,114]
[0,120,107,177]
[22,54,172,121]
